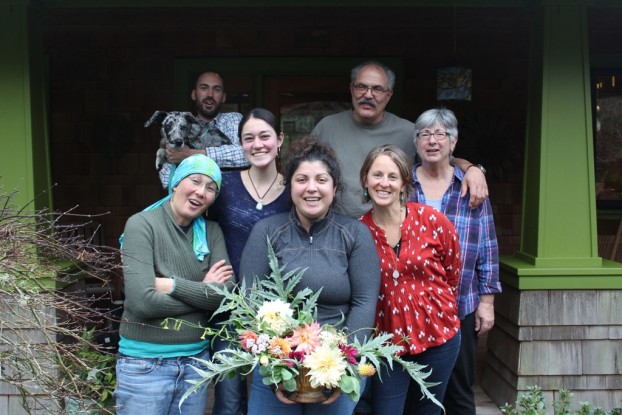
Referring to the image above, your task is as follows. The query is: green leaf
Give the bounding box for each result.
[280,369,294,381]
[339,375,360,401]
[282,377,297,392]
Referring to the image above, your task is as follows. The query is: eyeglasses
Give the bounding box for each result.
[416,131,451,141]
[351,83,390,96]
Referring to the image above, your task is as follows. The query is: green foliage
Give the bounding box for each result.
[177,239,439,408]
[60,328,117,410]
[501,386,622,415]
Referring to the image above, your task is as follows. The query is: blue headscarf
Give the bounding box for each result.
[120,154,222,261]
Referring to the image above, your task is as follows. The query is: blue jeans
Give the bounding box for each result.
[371,332,461,415]
[247,367,363,415]
[211,327,248,415]
[114,349,210,415]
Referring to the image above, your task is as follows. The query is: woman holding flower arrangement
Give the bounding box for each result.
[359,144,462,415]
[239,137,381,415]
[116,154,234,415]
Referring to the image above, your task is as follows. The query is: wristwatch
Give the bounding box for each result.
[467,164,486,175]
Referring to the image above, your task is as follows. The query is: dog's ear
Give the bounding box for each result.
[182,112,199,123]
[182,113,203,139]
[144,111,168,128]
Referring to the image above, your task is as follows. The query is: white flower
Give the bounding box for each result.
[318,327,347,348]
[250,334,270,354]
[257,299,294,335]
[302,344,348,389]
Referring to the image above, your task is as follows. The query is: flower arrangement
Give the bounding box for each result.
[176,242,440,406]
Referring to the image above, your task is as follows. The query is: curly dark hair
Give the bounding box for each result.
[282,136,343,195]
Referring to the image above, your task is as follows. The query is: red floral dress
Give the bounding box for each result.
[360,202,462,355]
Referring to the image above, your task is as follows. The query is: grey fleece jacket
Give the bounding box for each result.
[239,208,380,341]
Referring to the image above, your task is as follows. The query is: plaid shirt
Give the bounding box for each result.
[159,112,249,188]
[411,165,501,319]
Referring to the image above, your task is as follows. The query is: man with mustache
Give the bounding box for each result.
[311,60,488,219]
[159,71,249,188]
[312,61,489,414]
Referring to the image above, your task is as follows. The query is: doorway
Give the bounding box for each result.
[174,57,403,146]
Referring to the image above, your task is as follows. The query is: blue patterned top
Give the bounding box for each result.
[207,170,290,276]
[411,165,501,319]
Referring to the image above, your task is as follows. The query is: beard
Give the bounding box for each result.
[196,98,222,120]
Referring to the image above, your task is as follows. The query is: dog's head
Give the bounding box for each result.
[145,111,202,148]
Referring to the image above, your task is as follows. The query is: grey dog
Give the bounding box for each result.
[145,110,232,171]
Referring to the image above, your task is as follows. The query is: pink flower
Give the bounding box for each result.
[339,343,359,364]
[239,330,258,351]
[289,322,321,354]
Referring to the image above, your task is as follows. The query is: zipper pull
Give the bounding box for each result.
[309,235,313,244]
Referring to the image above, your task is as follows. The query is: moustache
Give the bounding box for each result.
[357,98,377,108]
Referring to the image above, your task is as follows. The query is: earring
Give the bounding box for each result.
[277,146,281,158]
[400,192,404,203]
[364,189,369,198]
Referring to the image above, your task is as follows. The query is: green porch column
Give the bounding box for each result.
[0,2,51,211]
[502,3,622,289]
[482,4,622,409]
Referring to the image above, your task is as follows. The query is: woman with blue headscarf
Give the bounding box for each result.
[115,154,234,415]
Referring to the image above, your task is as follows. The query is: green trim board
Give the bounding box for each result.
[29,12,54,211]
[32,0,537,8]
[591,54,622,68]
[0,4,35,209]
[30,0,617,7]
[0,5,51,211]
[598,208,622,220]
[500,256,622,290]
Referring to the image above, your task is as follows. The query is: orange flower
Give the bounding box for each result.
[268,337,292,358]
[357,363,376,377]
[289,322,321,354]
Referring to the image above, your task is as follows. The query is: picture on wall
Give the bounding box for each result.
[437,66,472,101]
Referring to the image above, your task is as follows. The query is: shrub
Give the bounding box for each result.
[501,385,622,415]
[0,188,120,414]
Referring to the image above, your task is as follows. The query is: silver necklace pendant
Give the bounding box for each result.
[392,269,399,279]
[248,170,278,212]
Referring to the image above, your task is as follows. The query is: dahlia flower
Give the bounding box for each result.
[257,299,294,335]
[303,344,348,389]
[289,322,321,353]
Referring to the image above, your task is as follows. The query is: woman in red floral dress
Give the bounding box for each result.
[359,144,462,415]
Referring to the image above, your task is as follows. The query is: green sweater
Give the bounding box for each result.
[119,202,233,345]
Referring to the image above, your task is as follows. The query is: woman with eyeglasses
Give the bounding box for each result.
[359,144,462,415]
[407,108,500,415]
